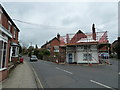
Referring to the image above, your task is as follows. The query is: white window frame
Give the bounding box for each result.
[83,53,92,61]
[13,27,16,39]
[8,21,12,31]
[11,46,18,57]
[0,41,7,71]
[0,9,3,24]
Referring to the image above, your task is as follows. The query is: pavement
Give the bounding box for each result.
[2,60,38,89]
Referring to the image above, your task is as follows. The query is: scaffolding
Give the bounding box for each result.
[60,31,109,65]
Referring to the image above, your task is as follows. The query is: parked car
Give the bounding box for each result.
[30,55,38,61]
[99,53,109,59]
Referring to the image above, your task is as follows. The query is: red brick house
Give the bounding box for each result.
[0,4,20,81]
[41,34,66,63]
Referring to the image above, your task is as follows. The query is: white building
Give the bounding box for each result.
[65,24,108,64]
[66,43,99,64]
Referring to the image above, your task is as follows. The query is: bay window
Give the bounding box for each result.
[0,41,7,69]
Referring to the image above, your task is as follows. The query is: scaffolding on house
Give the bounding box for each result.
[60,31,109,65]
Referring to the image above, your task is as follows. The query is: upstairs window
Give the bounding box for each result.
[0,9,2,24]
[13,27,16,39]
[8,21,11,31]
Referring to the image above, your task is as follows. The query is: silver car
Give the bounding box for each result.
[30,55,38,61]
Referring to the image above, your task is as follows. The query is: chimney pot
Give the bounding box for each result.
[92,24,96,40]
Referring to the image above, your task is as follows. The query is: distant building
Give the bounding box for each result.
[41,34,66,63]
[0,4,20,81]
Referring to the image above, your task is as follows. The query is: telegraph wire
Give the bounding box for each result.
[13,18,118,37]
[13,19,74,29]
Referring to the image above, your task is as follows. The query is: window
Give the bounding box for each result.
[0,41,7,69]
[84,45,91,50]
[83,53,92,61]
[8,21,11,31]
[0,9,2,24]
[13,27,16,39]
[54,46,59,52]
[12,46,16,56]
[0,12,1,23]
[12,46,18,57]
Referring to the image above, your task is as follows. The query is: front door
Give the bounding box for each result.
[68,53,73,63]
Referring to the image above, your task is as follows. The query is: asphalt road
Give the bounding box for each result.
[25,57,119,89]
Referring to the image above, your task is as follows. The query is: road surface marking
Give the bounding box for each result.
[31,67,44,89]
[90,80,116,90]
[56,67,73,74]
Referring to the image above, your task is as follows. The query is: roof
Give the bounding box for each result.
[60,31,108,46]
[70,30,87,43]
[41,37,59,48]
[66,41,99,46]
[0,4,20,32]
[41,28,109,47]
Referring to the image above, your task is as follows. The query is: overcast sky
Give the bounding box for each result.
[2,2,118,47]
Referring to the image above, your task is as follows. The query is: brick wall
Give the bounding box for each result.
[50,38,60,55]
[1,12,8,29]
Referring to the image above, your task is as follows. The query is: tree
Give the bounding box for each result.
[37,48,50,59]
[19,44,22,54]
[35,44,38,49]
[28,46,34,57]
[114,42,120,59]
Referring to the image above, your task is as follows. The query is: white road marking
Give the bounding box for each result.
[56,67,73,74]
[90,80,116,90]
[31,67,44,89]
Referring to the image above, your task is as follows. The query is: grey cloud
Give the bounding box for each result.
[2,2,118,46]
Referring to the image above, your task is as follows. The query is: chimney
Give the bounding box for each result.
[92,24,96,40]
[66,34,70,44]
[57,33,60,40]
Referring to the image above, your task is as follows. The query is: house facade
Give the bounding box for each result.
[41,34,66,63]
[66,43,99,64]
[0,4,20,81]
[65,24,109,64]
[41,24,109,64]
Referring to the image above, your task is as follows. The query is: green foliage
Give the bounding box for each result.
[114,42,120,53]
[35,44,38,49]
[22,47,27,55]
[113,42,120,59]
[19,45,22,54]
[33,48,50,59]
[28,46,34,52]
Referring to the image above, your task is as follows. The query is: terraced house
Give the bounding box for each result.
[0,4,20,81]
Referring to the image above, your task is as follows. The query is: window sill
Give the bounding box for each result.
[11,56,19,58]
[0,67,7,71]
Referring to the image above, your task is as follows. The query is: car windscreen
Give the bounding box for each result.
[31,55,37,58]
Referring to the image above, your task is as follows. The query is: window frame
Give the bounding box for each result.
[83,53,92,61]
[0,8,3,24]
[13,27,16,39]
[0,41,7,70]
[8,21,12,32]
